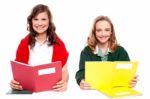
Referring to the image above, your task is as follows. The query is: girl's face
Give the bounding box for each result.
[95,20,112,44]
[32,12,49,34]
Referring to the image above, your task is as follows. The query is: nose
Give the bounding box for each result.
[101,31,105,35]
[37,20,42,26]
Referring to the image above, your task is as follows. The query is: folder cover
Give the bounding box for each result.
[10,61,62,92]
[85,61,142,98]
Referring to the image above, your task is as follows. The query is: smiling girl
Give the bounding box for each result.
[75,15,137,90]
[10,4,69,92]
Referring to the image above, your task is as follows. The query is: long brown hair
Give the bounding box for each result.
[27,4,57,48]
[87,15,118,52]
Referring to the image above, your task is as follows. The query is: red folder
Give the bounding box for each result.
[10,61,62,92]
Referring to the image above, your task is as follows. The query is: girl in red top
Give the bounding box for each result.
[10,4,69,92]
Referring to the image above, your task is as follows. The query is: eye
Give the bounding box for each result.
[105,28,111,31]
[96,29,102,32]
[33,18,38,21]
[42,18,47,21]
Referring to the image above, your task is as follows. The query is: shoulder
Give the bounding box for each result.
[55,35,65,46]
[82,46,91,52]
[17,35,29,47]
[19,35,29,45]
[116,45,128,52]
[114,45,129,55]
[112,45,130,61]
[81,46,93,55]
[53,35,68,52]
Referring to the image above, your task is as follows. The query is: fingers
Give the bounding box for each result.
[80,79,91,90]
[10,80,23,90]
[11,80,20,84]
[52,80,67,92]
[130,82,136,88]
[130,75,139,88]
[130,79,137,87]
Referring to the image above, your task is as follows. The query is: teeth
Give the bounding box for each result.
[100,37,106,38]
[37,27,44,29]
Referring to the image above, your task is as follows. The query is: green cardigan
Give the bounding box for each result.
[75,45,130,85]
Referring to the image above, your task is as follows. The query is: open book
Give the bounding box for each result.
[85,61,142,98]
[10,61,62,92]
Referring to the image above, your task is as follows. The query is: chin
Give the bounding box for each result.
[36,31,46,34]
[99,39,109,43]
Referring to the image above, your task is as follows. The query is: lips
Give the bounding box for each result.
[97,36,110,43]
[99,36,109,39]
[35,26,46,30]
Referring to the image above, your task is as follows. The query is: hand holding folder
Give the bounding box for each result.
[10,61,62,92]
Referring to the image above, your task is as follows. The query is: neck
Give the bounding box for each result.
[98,42,109,48]
[97,42,109,53]
[36,33,47,43]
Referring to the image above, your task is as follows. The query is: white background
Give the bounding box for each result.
[0,0,149,99]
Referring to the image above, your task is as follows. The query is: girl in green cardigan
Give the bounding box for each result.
[75,15,138,90]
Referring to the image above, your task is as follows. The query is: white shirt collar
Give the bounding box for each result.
[94,45,111,55]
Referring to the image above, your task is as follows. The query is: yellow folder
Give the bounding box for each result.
[100,87,141,98]
[85,61,142,98]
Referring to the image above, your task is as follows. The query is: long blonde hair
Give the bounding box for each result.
[87,15,118,52]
